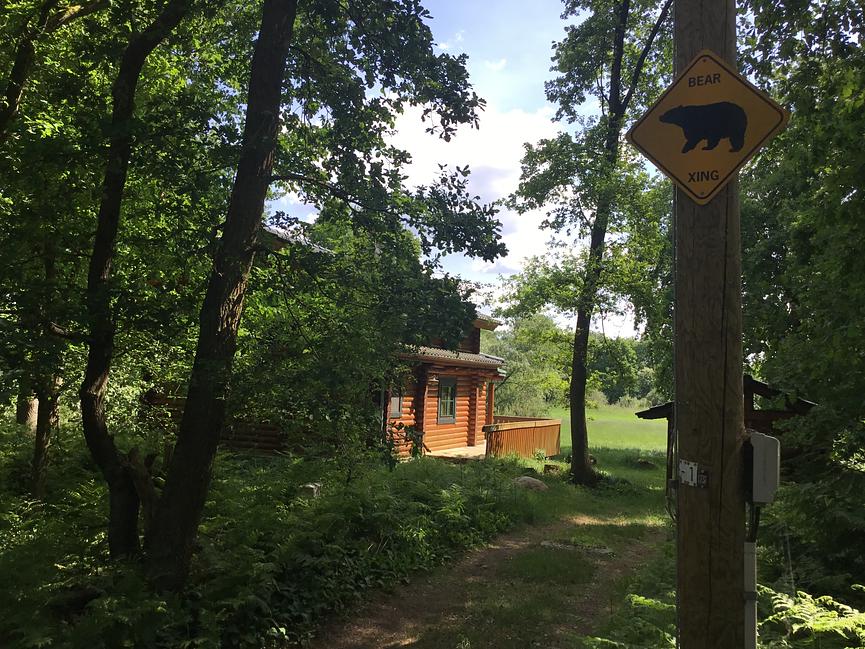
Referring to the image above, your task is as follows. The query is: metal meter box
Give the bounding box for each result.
[749,431,780,505]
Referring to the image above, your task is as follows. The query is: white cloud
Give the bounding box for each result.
[389,100,565,285]
[390,102,556,195]
[388,101,639,336]
[436,29,465,51]
[484,57,507,71]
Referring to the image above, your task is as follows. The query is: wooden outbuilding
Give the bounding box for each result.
[635,374,816,482]
[635,374,815,431]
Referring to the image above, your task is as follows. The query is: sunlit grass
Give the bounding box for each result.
[550,403,668,453]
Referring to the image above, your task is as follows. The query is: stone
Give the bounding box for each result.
[512,476,549,491]
[300,482,322,498]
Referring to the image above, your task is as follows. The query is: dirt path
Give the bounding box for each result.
[309,514,668,649]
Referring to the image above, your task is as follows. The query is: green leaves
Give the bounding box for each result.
[759,587,865,647]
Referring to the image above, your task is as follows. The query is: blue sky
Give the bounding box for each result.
[423,0,566,113]
[390,0,570,282]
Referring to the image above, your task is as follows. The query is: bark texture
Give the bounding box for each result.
[79,0,194,558]
[145,0,299,591]
[16,383,38,432]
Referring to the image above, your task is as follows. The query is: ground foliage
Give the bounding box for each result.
[0,422,559,648]
[580,536,865,648]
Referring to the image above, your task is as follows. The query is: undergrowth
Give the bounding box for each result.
[578,536,865,648]
[0,424,571,648]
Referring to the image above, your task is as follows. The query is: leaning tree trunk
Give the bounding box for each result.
[145,0,299,592]
[79,0,194,558]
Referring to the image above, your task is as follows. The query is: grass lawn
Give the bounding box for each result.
[549,403,667,454]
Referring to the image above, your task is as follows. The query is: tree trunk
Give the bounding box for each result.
[79,0,193,558]
[32,375,61,498]
[16,381,38,433]
[568,0,631,485]
[145,0,299,592]
[569,305,594,483]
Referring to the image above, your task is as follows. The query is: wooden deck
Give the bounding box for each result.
[426,444,487,461]
[426,415,563,461]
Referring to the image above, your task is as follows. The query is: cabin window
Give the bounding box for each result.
[438,377,457,424]
[389,390,402,418]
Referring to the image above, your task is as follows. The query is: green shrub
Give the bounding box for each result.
[760,471,865,604]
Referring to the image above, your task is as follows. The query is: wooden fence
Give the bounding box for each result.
[482,416,561,459]
[145,394,284,452]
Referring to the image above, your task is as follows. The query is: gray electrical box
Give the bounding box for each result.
[750,431,780,505]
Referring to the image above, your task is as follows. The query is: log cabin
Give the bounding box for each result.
[387,314,505,455]
[146,313,506,455]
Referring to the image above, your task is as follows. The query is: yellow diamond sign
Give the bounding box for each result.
[626,49,789,205]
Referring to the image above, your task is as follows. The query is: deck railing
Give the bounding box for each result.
[483,416,561,459]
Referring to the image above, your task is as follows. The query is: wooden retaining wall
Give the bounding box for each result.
[483,417,561,459]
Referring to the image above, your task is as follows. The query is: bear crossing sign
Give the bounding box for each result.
[626,49,789,205]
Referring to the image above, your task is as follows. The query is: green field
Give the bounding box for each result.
[549,403,667,453]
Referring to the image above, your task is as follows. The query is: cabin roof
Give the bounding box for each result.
[474,312,501,330]
[400,345,505,369]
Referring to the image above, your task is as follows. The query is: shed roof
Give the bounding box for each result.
[635,374,816,421]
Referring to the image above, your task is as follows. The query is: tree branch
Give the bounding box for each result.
[46,321,91,343]
[0,0,110,141]
[621,0,673,115]
[45,1,109,31]
[270,172,404,221]
[0,0,59,139]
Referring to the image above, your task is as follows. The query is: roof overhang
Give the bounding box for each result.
[473,313,501,330]
[399,346,504,370]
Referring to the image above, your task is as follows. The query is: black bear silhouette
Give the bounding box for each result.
[659,101,747,153]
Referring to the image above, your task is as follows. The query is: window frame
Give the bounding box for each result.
[437,377,457,424]
[389,389,403,418]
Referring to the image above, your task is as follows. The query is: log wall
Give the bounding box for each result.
[146,394,284,452]
[422,375,472,451]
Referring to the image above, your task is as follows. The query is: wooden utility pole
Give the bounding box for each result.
[673,0,745,646]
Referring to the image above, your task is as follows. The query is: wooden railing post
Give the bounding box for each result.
[486,381,495,425]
